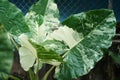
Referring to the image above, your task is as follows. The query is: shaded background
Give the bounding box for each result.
[8,0,120,22]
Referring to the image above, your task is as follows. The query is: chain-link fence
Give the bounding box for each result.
[56,0,108,21]
[8,0,38,14]
[8,0,120,22]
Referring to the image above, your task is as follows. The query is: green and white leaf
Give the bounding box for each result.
[0,0,29,36]
[31,42,63,66]
[18,34,37,71]
[0,27,13,79]
[55,9,116,80]
[46,26,83,48]
[25,0,60,43]
[18,34,63,70]
[42,40,69,55]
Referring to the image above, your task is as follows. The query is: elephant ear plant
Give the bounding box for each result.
[0,0,116,80]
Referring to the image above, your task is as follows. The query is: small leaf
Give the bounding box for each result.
[19,47,36,71]
[18,34,37,71]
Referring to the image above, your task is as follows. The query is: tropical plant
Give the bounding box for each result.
[0,0,116,80]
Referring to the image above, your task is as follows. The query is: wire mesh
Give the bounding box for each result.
[8,0,38,14]
[55,0,108,21]
[8,0,120,22]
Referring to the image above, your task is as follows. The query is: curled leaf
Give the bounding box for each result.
[18,34,37,71]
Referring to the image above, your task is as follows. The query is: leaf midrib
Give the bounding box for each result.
[63,12,112,58]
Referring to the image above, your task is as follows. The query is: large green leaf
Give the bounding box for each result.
[25,0,60,43]
[0,0,29,36]
[55,9,116,80]
[0,28,13,79]
[62,9,115,36]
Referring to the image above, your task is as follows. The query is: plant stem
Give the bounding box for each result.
[9,35,19,50]
[29,69,36,80]
[42,66,55,80]
[35,58,40,80]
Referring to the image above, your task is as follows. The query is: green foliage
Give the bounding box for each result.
[25,0,60,43]
[18,34,37,71]
[32,41,63,62]
[55,9,116,80]
[0,0,116,80]
[0,28,13,79]
[42,40,69,55]
[0,0,29,36]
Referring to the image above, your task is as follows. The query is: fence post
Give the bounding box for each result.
[108,0,113,9]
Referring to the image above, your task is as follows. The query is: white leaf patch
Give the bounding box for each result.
[47,26,82,48]
[19,34,37,71]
